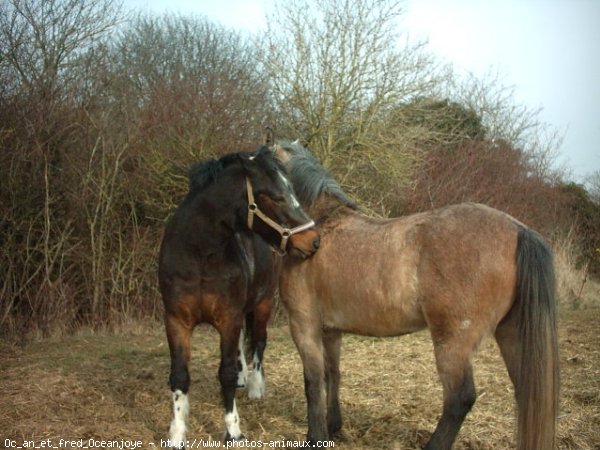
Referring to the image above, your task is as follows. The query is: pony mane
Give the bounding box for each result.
[276,140,357,209]
[188,146,283,191]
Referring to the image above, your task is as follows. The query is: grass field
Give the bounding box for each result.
[1,307,599,449]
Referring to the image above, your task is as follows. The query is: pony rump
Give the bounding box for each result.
[514,227,559,450]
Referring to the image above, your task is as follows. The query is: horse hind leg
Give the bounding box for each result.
[165,312,193,449]
[425,331,480,450]
[247,297,271,400]
[217,317,246,441]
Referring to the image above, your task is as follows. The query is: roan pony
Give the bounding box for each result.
[273,140,558,450]
[158,147,319,447]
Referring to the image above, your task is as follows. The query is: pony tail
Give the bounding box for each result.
[514,227,559,450]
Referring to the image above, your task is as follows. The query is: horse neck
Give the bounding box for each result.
[186,184,245,242]
[307,194,356,227]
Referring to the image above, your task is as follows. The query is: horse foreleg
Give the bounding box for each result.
[247,297,271,399]
[237,327,248,388]
[218,319,245,442]
[165,313,193,449]
[323,329,342,438]
[289,316,328,444]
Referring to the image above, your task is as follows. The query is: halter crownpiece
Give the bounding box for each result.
[245,177,315,255]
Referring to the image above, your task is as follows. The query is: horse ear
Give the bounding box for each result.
[272,144,292,164]
[293,138,309,148]
[263,126,274,147]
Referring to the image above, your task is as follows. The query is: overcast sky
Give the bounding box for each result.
[124,0,600,183]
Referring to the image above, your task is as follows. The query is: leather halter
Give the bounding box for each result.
[245,177,315,255]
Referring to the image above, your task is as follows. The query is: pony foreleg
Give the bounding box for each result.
[247,298,271,400]
[289,318,328,444]
[247,346,266,399]
[237,330,248,388]
[323,330,342,437]
[303,354,328,444]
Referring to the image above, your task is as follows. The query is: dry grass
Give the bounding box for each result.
[1,307,599,449]
[553,231,599,310]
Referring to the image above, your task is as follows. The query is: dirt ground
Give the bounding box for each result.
[1,306,599,449]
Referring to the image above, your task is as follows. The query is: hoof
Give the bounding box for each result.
[169,439,185,450]
[224,432,246,443]
[247,370,265,399]
[306,433,330,448]
[247,384,264,399]
[237,369,248,388]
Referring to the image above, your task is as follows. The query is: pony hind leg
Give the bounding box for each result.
[247,297,271,400]
[165,312,194,449]
[323,329,342,438]
[425,332,480,450]
[217,317,246,441]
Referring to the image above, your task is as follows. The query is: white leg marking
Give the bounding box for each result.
[247,353,265,399]
[169,389,189,449]
[237,332,248,388]
[224,399,243,439]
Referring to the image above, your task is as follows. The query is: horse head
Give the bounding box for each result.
[243,147,320,258]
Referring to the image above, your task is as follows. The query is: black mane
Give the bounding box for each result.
[188,146,284,192]
[276,140,357,209]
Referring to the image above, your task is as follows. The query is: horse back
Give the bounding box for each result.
[281,203,521,337]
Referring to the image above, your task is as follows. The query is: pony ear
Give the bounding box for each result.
[272,144,292,164]
[293,138,309,148]
[263,126,274,147]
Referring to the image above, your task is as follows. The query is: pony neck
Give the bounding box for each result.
[308,194,356,226]
[185,177,247,244]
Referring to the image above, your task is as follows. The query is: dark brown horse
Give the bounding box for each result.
[158,147,319,447]
[273,140,559,450]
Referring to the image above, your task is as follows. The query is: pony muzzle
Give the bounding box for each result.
[246,177,318,256]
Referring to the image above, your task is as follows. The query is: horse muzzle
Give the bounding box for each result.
[288,228,320,258]
[246,177,319,257]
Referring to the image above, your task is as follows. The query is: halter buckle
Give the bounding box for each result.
[245,177,314,255]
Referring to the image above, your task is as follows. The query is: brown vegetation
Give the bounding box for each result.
[0,0,598,339]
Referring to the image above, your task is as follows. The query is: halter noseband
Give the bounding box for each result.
[245,177,315,255]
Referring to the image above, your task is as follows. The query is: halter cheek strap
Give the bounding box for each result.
[246,177,315,255]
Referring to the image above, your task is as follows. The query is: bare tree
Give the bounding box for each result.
[586,170,600,205]
[0,0,122,334]
[110,14,276,220]
[0,0,122,110]
[446,70,564,180]
[261,0,445,212]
